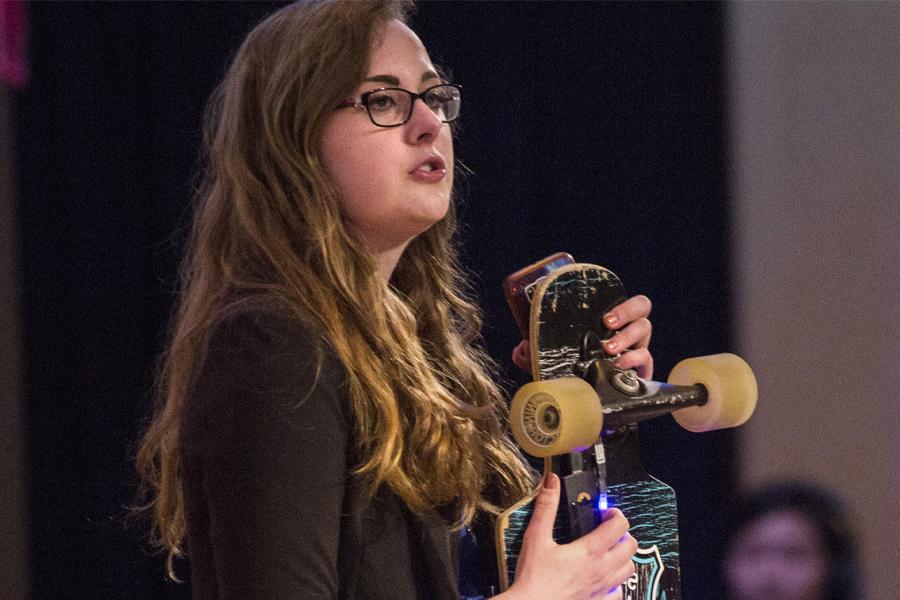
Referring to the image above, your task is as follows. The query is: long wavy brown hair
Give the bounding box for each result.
[136,0,534,575]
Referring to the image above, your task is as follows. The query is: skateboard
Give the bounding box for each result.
[495,258,757,599]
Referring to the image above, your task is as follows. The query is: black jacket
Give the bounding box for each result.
[180,306,460,599]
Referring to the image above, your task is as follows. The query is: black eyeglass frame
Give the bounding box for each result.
[335,83,461,128]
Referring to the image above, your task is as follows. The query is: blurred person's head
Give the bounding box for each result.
[723,481,861,600]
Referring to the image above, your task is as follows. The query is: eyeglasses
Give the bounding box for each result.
[335,83,461,128]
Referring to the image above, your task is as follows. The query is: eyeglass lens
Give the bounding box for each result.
[365,85,460,127]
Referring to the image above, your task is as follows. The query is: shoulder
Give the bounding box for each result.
[182,297,352,455]
[210,296,337,361]
[205,296,346,393]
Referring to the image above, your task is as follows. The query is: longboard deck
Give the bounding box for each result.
[497,263,682,599]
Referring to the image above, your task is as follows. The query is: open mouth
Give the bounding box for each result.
[413,157,445,173]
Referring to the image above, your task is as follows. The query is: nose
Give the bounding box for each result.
[404,97,443,144]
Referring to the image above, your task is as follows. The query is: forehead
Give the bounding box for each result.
[741,510,823,546]
[367,19,435,77]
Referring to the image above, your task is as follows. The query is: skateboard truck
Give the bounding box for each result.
[511,351,757,457]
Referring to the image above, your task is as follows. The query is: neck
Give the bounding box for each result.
[374,243,409,284]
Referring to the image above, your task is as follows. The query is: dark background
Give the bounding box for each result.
[17,2,734,598]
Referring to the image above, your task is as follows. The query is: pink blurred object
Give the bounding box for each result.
[0,0,28,89]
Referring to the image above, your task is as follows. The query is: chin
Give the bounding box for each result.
[410,199,451,227]
[408,216,445,241]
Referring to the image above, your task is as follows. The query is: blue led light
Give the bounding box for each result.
[598,493,609,511]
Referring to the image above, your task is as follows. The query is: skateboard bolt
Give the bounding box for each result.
[611,369,642,395]
[541,405,560,430]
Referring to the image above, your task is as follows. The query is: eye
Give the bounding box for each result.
[424,87,454,109]
[366,91,398,114]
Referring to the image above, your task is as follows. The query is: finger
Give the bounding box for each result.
[616,548,638,577]
[603,557,635,596]
[583,508,630,554]
[603,318,652,354]
[593,535,637,593]
[525,473,561,543]
[608,532,639,564]
[601,507,630,533]
[614,348,654,380]
[604,295,652,330]
[511,340,531,372]
[600,587,623,600]
[591,586,622,599]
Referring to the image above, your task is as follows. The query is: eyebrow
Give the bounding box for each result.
[363,70,442,87]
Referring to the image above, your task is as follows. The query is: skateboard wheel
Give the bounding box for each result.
[510,377,603,457]
[667,353,757,432]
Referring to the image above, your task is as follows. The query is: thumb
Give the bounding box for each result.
[527,473,561,541]
[511,340,531,372]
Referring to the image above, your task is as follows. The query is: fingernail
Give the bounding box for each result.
[543,474,558,490]
[605,340,618,352]
[605,313,619,326]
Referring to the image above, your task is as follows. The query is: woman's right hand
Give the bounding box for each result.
[498,473,638,600]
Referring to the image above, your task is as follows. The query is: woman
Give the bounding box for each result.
[722,481,863,600]
[137,2,652,598]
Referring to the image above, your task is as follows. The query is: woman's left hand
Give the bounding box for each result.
[511,294,654,380]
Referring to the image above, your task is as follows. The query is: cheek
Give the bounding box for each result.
[724,556,760,595]
[322,133,389,218]
[327,154,370,216]
[439,127,455,163]
[787,556,829,598]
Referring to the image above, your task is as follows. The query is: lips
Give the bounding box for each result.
[410,155,448,182]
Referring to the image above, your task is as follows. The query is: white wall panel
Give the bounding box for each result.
[728,4,900,597]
